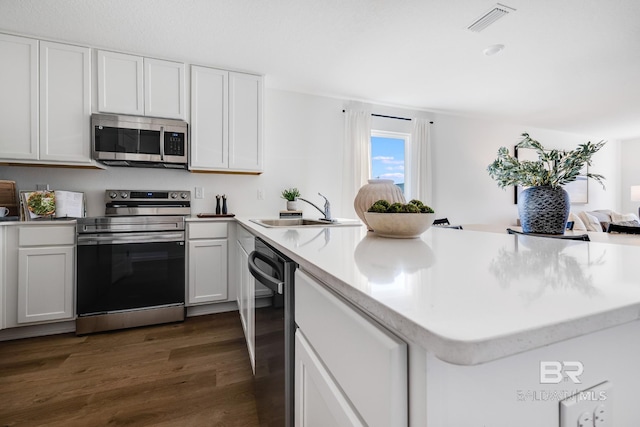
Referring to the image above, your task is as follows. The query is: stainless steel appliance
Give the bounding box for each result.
[92,113,188,169]
[248,238,296,427]
[75,190,191,335]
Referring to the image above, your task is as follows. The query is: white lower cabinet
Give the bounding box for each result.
[295,269,408,427]
[18,245,74,323]
[295,330,364,427]
[0,226,5,330]
[188,239,228,304]
[7,224,76,326]
[186,222,229,305]
[236,226,255,372]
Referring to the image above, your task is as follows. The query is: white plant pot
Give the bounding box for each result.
[286,200,298,211]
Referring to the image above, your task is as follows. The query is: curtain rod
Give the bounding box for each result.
[342,110,433,124]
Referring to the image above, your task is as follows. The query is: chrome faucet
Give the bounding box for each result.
[298,193,335,222]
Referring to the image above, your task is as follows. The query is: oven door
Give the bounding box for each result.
[77,233,185,316]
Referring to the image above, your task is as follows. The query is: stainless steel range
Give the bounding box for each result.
[75,190,191,335]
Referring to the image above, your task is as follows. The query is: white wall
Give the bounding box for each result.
[0,89,622,223]
[431,113,621,225]
[620,138,640,215]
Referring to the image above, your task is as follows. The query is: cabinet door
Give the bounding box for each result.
[0,34,38,160]
[228,72,263,172]
[295,331,365,427]
[17,246,74,323]
[296,270,407,427]
[0,226,5,330]
[144,58,186,119]
[236,240,255,372]
[39,41,91,163]
[97,50,144,115]
[190,65,228,169]
[188,239,228,304]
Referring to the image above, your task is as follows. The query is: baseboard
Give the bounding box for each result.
[0,320,76,342]
[187,301,239,317]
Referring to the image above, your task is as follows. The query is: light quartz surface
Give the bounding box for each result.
[237,218,640,365]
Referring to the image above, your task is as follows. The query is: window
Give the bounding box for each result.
[370,130,409,195]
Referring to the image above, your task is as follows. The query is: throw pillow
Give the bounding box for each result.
[586,210,611,231]
[578,211,603,232]
[568,212,587,231]
[611,212,640,223]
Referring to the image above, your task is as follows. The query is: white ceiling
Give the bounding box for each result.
[1,0,639,140]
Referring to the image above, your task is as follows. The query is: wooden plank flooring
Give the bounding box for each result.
[0,311,260,427]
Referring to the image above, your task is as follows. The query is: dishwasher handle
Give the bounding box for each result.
[248,250,284,295]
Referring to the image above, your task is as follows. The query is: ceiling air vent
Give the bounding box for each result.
[467,3,516,32]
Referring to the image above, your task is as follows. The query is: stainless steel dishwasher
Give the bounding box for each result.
[248,237,297,427]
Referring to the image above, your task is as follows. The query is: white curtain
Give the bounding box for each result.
[342,110,372,218]
[410,118,432,204]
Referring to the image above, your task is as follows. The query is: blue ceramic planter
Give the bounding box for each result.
[518,186,570,234]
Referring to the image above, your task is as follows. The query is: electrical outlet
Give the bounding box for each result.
[195,187,204,199]
[560,381,612,427]
[593,404,607,426]
[36,183,49,191]
[257,189,265,200]
[578,412,593,427]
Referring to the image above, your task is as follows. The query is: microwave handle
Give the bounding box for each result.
[159,126,165,161]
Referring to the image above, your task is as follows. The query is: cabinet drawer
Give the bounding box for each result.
[19,225,75,246]
[188,222,228,239]
[295,269,407,427]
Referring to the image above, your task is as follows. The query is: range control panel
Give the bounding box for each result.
[105,190,191,203]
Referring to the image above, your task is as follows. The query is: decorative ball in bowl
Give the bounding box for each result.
[364,199,435,239]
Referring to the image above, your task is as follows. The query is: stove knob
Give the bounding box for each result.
[108,192,118,199]
[180,192,188,199]
[120,192,128,199]
[170,192,178,199]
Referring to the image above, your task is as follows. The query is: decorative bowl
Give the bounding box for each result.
[363,212,435,238]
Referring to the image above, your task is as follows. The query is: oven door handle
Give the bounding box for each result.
[248,251,284,295]
[77,232,185,245]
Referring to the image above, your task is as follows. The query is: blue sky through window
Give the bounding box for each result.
[370,136,405,186]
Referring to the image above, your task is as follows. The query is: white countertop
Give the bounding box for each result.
[237,218,640,365]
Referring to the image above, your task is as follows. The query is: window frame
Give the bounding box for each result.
[370,129,412,198]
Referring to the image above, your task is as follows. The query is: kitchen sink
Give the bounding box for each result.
[250,218,361,228]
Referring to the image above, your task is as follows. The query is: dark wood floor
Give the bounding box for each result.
[0,311,260,427]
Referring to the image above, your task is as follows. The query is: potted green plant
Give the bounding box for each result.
[281,187,301,211]
[487,133,605,234]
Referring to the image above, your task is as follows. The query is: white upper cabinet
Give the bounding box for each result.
[0,34,92,165]
[190,67,263,173]
[0,34,39,160]
[97,50,144,115]
[39,41,92,163]
[190,65,228,169]
[229,72,263,172]
[97,50,186,120]
[144,58,186,120]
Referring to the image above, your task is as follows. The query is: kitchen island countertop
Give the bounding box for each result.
[237,217,640,365]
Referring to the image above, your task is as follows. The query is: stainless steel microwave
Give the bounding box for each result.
[91,114,188,169]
